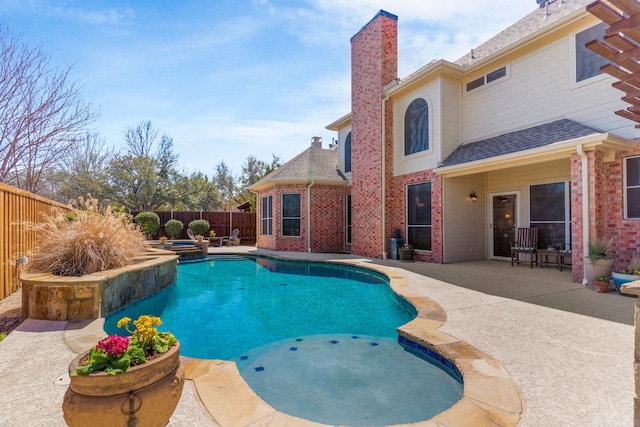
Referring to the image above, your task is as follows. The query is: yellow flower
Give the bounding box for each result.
[117,317,131,329]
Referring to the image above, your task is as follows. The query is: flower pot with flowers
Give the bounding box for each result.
[62,315,184,427]
[584,238,614,289]
[592,276,611,293]
[612,258,640,295]
[398,244,414,262]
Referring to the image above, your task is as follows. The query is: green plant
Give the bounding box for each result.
[0,332,5,342]
[188,219,209,237]
[27,197,147,277]
[586,237,612,264]
[164,219,184,239]
[135,212,160,238]
[391,228,402,238]
[74,315,177,376]
[595,276,611,282]
[209,230,216,237]
[400,244,413,250]
[620,258,640,275]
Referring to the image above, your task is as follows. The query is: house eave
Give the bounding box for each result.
[250,178,349,192]
[435,133,637,178]
[326,113,352,131]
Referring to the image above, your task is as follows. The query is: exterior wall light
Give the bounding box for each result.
[467,191,478,203]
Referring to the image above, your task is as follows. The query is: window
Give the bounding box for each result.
[575,22,607,82]
[281,193,301,236]
[261,196,272,235]
[404,98,429,155]
[529,182,571,248]
[407,182,432,250]
[346,194,352,244]
[465,66,507,92]
[345,132,352,173]
[626,156,640,219]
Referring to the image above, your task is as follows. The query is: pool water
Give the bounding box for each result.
[105,256,416,360]
[105,256,463,426]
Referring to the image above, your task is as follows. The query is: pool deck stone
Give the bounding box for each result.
[0,247,634,426]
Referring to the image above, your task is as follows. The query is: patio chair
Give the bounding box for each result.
[187,229,196,241]
[511,227,538,268]
[223,229,240,246]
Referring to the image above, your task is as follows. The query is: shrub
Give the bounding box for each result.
[587,237,612,264]
[28,197,147,277]
[135,212,160,238]
[188,219,210,237]
[165,219,184,239]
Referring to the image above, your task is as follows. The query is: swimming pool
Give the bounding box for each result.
[105,255,464,425]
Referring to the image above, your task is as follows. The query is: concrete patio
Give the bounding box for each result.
[0,247,634,426]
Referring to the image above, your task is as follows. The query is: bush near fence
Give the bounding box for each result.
[131,211,256,243]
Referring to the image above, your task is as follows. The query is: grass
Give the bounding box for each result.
[27,197,147,276]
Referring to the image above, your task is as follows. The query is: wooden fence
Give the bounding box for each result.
[131,211,257,243]
[0,183,71,300]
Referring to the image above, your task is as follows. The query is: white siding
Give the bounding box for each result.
[441,76,462,162]
[487,159,571,226]
[462,30,639,143]
[393,79,442,176]
[444,174,487,263]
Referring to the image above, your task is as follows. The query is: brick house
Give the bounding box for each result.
[252,0,640,284]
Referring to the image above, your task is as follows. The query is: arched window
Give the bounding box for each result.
[344,132,352,173]
[404,98,429,155]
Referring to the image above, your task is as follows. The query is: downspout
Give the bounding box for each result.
[307,181,315,252]
[381,93,390,259]
[250,188,259,248]
[577,144,589,285]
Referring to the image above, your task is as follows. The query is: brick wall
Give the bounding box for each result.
[571,145,640,282]
[350,11,398,258]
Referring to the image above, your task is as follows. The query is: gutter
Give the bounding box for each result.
[577,144,589,285]
[381,93,390,259]
[307,181,315,252]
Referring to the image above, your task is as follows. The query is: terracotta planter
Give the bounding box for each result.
[593,280,610,293]
[63,343,184,427]
[584,258,613,289]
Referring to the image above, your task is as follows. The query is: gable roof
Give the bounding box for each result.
[455,0,593,67]
[439,119,602,168]
[250,146,347,191]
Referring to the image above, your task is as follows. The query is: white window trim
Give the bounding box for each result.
[569,23,610,90]
[624,155,640,220]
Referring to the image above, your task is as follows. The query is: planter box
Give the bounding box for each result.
[20,252,178,321]
[398,249,414,262]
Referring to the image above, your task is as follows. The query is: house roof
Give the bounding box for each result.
[455,0,593,67]
[250,146,347,191]
[438,119,602,168]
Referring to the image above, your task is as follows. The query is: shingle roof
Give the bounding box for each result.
[438,119,602,168]
[455,0,593,67]
[250,146,347,189]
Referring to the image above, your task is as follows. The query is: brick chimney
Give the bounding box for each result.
[349,10,398,258]
[311,136,322,148]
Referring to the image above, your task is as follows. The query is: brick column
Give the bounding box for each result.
[349,10,398,258]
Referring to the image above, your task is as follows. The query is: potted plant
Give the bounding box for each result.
[612,258,640,294]
[584,238,614,289]
[388,228,404,260]
[398,244,414,262]
[63,315,184,427]
[592,276,611,293]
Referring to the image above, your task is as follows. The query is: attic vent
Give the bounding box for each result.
[465,66,508,93]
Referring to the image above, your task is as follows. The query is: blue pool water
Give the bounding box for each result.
[105,255,463,426]
[105,256,416,360]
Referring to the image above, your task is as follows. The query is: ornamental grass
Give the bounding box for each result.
[28,196,147,277]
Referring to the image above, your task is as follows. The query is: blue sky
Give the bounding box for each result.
[3,0,537,177]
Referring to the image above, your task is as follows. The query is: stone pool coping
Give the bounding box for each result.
[63,256,523,426]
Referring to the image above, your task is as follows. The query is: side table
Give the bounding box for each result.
[538,249,560,269]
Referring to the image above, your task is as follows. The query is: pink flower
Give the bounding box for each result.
[96,335,129,357]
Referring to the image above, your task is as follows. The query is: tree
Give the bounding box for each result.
[53,133,115,204]
[212,161,237,209]
[238,155,281,211]
[172,171,222,211]
[0,22,97,193]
